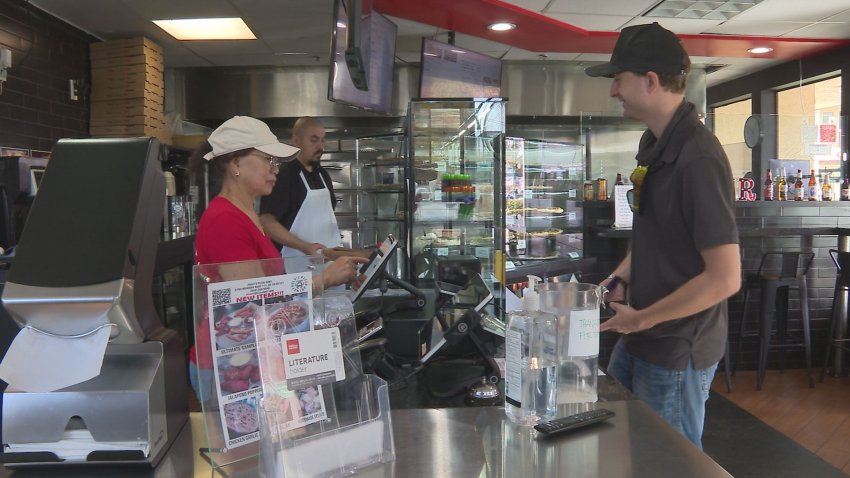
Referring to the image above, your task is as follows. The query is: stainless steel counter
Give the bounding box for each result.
[1,400,730,478]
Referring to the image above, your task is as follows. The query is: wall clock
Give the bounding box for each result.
[744,115,763,148]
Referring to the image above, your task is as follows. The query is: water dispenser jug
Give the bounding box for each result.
[538,282,603,404]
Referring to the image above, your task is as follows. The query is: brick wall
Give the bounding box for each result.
[0,0,92,152]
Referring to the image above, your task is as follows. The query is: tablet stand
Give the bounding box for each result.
[379,273,426,314]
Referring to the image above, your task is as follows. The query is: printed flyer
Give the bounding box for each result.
[254,300,343,433]
[207,271,324,449]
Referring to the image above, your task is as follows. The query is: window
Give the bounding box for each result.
[712,98,752,180]
[777,76,842,182]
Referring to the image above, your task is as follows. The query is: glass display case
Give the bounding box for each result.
[504,137,585,271]
[405,98,506,287]
[355,134,408,277]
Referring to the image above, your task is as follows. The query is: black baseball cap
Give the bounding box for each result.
[585,22,689,78]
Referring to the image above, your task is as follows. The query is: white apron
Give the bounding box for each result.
[281,171,341,257]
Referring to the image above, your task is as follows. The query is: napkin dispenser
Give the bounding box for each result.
[0,138,188,468]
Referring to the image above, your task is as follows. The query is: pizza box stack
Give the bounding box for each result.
[89,37,171,145]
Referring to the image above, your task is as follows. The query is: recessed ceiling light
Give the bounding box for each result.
[488,22,516,32]
[153,18,256,40]
[748,46,774,54]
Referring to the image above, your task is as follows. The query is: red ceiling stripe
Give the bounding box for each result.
[373,0,850,59]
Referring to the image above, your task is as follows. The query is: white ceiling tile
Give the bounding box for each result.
[120,0,238,19]
[546,0,657,16]
[781,22,850,39]
[733,0,850,23]
[499,0,551,13]
[546,13,634,31]
[620,17,725,34]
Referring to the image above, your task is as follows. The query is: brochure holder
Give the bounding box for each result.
[192,255,326,471]
[192,255,395,476]
[258,374,394,478]
[253,290,395,477]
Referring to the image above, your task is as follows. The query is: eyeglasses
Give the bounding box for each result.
[626,165,648,214]
[253,152,282,172]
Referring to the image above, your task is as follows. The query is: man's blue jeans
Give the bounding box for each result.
[606,339,717,449]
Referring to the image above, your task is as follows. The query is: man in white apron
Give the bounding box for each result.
[259,117,341,259]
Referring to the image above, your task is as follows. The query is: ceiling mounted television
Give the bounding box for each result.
[419,38,502,99]
[328,0,397,114]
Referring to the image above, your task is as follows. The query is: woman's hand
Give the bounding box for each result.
[322,256,368,288]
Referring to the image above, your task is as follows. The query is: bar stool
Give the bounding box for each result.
[820,249,850,381]
[734,251,815,390]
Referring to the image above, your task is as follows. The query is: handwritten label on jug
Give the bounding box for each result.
[568,309,600,357]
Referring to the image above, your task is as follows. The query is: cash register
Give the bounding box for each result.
[352,251,503,405]
[0,138,187,468]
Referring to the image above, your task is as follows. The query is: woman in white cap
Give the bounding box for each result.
[186,116,365,404]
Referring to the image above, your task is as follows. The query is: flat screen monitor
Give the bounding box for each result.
[328,0,397,114]
[419,273,493,363]
[348,235,399,302]
[419,38,502,98]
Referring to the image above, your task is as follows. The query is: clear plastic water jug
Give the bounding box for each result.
[504,311,558,426]
[538,282,603,404]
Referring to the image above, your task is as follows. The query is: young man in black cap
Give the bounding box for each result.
[587,22,741,448]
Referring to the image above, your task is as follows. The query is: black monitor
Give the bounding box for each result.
[328,0,397,114]
[419,38,502,98]
[348,235,399,302]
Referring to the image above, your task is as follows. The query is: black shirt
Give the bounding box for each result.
[259,157,337,245]
[625,101,739,370]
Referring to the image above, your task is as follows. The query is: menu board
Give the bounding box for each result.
[327,1,397,114]
[419,38,502,98]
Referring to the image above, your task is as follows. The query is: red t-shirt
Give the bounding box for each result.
[191,196,282,367]
[195,196,281,265]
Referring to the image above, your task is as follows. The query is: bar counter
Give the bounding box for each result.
[0,376,730,477]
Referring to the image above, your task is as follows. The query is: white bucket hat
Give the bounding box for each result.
[203,116,299,160]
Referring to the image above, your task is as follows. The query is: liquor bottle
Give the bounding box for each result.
[842,176,850,201]
[777,168,787,201]
[794,169,804,201]
[763,169,773,201]
[822,173,832,201]
[807,169,817,201]
[615,173,624,185]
